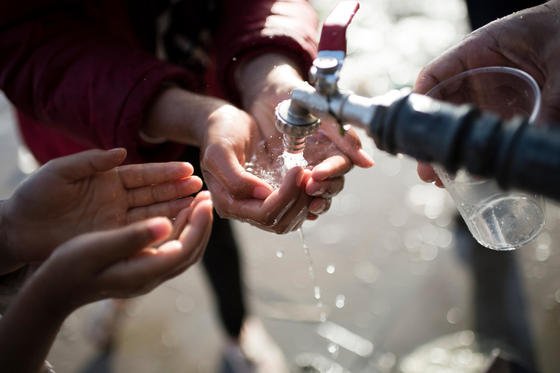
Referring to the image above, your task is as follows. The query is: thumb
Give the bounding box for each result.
[78,217,173,267]
[202,145,274,200]
[46,148,127,181]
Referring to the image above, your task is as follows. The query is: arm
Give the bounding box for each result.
[211,1,374,226]
[213,0,319,104]
[0,198,213,372]
[0,4,196,162]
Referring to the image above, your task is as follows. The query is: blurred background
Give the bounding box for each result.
[1,0,559,372]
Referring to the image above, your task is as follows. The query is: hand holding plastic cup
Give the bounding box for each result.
[426,66,545,250]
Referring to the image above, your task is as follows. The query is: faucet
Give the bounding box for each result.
[276,1,358,153]
[275,1,560,202]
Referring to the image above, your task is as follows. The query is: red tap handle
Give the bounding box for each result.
[318,1,360,54]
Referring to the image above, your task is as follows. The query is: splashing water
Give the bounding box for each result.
[327,342,340,357]
[335,294,346,309]
[299,229,327,322]
[281,151,308,173]
[244,141,309,190]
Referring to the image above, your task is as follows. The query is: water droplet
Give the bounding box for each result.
[276,250,284,259]
[446,307,461,324]
[314,286,321,300]
[335,294,346,309]
[326,264,336,274]
[281,151,308,172]
[327,342,340,357]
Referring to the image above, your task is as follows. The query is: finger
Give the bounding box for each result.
[98,240,187,296]
[417,162,437,182]
[178,199,213,261]
[46,148,127,181]
[264,170,311,234]
[159,193,213,278]
[306,212,319,221]
[232,167,305,227]
[310,154,352,181]
[309,197,332,215]
[320,121,374,168]
[126,198,194,223]
[202,143,273,200]
[118,162,194,189]
[79,217,173,267]
[417,162,445,188]
[101,199,214,292]
[171,191,212,239]
[271,190,311,234]
[127,176,203,207]
[208,167,304,231]
[305,176,345,198]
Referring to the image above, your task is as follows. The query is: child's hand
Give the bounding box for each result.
[0,148,203,272]
[34,192,213,312]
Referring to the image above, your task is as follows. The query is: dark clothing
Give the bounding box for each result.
[465,0,544,29]
[0,0,318,339]
[0,1,318,164]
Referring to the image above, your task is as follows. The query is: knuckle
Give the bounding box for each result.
[261,211,277,227]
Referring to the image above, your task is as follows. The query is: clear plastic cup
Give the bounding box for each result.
[426,66,545,250]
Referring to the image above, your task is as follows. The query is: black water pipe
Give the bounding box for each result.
[368,93,560,201]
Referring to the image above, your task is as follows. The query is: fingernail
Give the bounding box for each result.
[108,147,127,156]
[159,240,183,253]
[309,199,327,214]
[308,184,325,196]
[253,186,272,199]
[359,149,375,167]
[197,190,212,199]
[147,217,172,238]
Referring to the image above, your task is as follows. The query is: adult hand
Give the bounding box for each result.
[200,103,313,233]
[0,148,202,271]
[143,87,313,233]
[414,0,560,186]
[236,53,375,220]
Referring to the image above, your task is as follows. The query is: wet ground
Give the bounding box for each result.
[1,0,560,372]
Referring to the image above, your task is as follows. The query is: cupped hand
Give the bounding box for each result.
[413,0,560,186]
[1,148,203,268]
[200,104,312,233]
[36,195,213,312]
[237,53,374,220]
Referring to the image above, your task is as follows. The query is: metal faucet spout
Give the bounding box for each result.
[274,99,320,153]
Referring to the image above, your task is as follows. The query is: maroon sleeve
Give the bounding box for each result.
[0,5,196,163]
[213,0,319,103]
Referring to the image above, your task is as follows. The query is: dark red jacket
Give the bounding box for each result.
[0,1,317,163]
